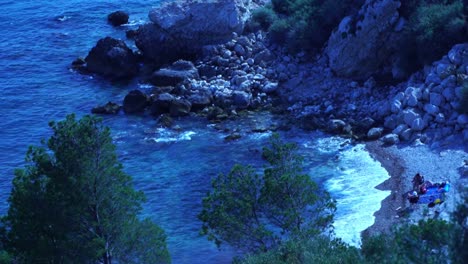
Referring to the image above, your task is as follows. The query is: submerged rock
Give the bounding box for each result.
[91,101,121,114]
[85,37,138,80]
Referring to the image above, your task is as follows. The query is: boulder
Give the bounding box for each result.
[262,82,278,94]
[367,127,384,140]
[411,118,426,131]
[328,119,346,133]
[136,0,258,62]
[188,90,213,111]
[91,102,121,114]
[150,93,175,116]
[382,133,399,145]
[326,0,402,80]
[123,90,149,113]
[85,37,138,79]
[107,11,129,26]
[149,60,199,86]
[232,91,251,109]
[170,98,192,117]
[403,109,420,127]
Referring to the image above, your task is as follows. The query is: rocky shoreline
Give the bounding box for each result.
[71,0,468,240]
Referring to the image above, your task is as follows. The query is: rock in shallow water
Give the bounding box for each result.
[123,90,149,114]
[85,37,138,80]
[107,11,129,27]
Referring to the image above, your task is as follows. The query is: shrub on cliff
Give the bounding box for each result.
[239,237,363,264]
[252,0,363,53]
[361,218,463,264]
[0,114,170,264]
[199,134,336,252]
[398,0,467,73]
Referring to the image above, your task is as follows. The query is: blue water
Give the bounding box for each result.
[0,1,390,263]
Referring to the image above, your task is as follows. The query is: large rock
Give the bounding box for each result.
[107,11,129,26]
[150,93,175,116]
[136,0,258,63]
[149,60,199,86]
[326,0,402,80]
[170,98,192,117]
[85,37,138,79]
[123,90,149,113]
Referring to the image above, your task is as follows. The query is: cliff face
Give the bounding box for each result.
[326,0,403,81]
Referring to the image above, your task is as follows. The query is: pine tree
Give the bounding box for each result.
[1,114,170,264]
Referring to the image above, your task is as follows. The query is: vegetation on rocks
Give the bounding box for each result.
[251,0,362,52]
[399,0,468,73]
[0,114,170,264]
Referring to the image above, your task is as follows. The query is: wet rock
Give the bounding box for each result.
[91,101,121,114]
[107,11,129,26]
[224,132,241,141]
[123,90,149,113]
[85,37,138,79]
[150,93,174,116]
[125,29,138,39]
[157,114,174,128]
[150,60,199,86]
[170,98,192,117]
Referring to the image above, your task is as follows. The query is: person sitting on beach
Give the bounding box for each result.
[412,173,424,191]
[408,191,419,204]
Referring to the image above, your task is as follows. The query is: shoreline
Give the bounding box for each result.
[363,141,468,239]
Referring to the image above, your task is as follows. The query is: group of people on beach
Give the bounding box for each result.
[407,173,450,207]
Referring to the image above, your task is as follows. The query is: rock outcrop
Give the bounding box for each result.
[135,0,260,64]
[85,37,139,79]
[123,90,149,113]
[107,11,129,26]
[326,0,402,80]
[91,102,121,114]
[149,60,199,86]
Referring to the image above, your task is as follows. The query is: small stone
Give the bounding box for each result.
[367,127,384,140]
[246,58,255,66]
[382,134,399,145]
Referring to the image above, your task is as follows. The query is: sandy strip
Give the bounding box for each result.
[363,141,468,238]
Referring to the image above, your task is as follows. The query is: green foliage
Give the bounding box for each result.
[399,0,467,72]
[450,191,468,264]
[1,114,170,264]
[268,19,290,44]
[251,7,277,30]
[362,219,462,264]
[266,0,363,52]
[240,236,363,264]
[199,134,336,252]
[0,251,11,264]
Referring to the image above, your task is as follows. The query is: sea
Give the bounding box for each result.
[0,1,390,263]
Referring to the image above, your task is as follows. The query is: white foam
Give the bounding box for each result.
[324,143,390,247]
[145,128,196,143]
